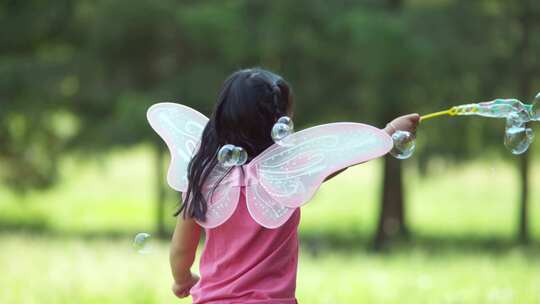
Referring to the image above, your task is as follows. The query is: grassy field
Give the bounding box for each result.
[1,232,539,304]
[1,146,540,303]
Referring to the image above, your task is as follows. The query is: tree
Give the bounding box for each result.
[2,0,536,244]
[373,0,409,249]
[0,0,75,191]
[514,0,538,243]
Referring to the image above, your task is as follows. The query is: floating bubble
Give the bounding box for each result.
[504,125,534,155]
[389,130,416,160]
[271,116,294,145]
[218,144,247,167]
[133,232,152,254]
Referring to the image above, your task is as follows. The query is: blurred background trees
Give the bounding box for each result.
[1,0,539,245]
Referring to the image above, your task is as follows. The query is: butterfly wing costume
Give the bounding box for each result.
[148,102,392,228]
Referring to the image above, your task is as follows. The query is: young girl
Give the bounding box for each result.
[169,68,419,303]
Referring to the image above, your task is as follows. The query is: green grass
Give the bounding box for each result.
[1,146,540,303]
[1,233,539,303]
[0,147,158,234]
[303,155,540,242]
[2,146,539,239]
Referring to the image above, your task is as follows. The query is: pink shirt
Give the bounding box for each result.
[190,188,300,304]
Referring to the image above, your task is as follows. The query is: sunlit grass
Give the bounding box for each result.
[2,145,538,239]
[1,146,540,303]
[304,157,540,241]
[0,147,162,234]
[0,233,174,304]
[1,233,539,304]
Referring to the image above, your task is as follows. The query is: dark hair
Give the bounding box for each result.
[176,68,294,220]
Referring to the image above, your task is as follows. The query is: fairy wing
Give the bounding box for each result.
[147,102,208,192]
[148,104,392,229]
[148,102,242,228]
[176,164,242,229]
[244,178,297,229]
[244,122,392,228]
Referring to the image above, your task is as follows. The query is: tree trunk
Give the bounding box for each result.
[374,155,408,249]
[518,153,530,243]
[155,145,166,237]
[516,0,532,244]
[373,0,407,251]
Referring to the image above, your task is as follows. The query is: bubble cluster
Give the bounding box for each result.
[218,144,248,167]
[504,126,534,155]
[271,116,294,145]
[417,92,539,158]
[505,111,524,128]
[452,93,539,155]
[498,99,536,155]
[504,112,534,155]
[133,232,152,254]
[390,130,416,160]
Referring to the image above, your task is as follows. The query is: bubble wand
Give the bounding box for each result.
[419,108,456,122]
[413,93,539,156]
[420,93,540,123]
[390,93,539,159]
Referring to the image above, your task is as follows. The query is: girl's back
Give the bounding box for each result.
[191,188,300,303]
[165,68,300,303]
[160,68,418,302]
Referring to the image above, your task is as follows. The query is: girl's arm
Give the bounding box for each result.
[325,114,419,182]
[170,214,201,298]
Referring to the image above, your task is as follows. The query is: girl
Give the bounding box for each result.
[169,68,419,303]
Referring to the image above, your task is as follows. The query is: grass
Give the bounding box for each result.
[303,153,540,243]
[1,146,540,303]
[1,233,539,303]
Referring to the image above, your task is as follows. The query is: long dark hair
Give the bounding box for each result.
[176,68,294,220]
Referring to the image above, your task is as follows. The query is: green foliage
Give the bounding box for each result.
[0,1,76,190]
[1,0,539,189]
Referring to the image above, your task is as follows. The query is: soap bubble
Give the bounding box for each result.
[390,130,416,159]
[272,116,294,144]
[133,232,152,254]
[506,112,525,129]
[218,144,236,167]
[513,108,531,123]
[504,125,534,155]
[277,116,294,130]
[233,146,248,166]
[271,123,291,141]
[218,144,247,167]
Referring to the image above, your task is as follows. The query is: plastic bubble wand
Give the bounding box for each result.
[389,93,540,159]
[416,93,540,155]
[420,94,540,123]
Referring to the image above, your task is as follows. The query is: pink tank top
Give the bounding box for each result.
[190,187,300,304]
